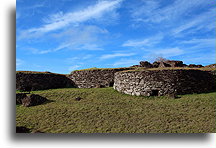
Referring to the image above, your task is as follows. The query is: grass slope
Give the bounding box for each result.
[16,88,216,133]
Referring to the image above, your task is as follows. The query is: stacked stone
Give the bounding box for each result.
[114,69,215,96]
[69,68,133,88]
[16,72,75,91]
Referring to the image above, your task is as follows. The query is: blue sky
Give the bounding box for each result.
[16,0,215,74]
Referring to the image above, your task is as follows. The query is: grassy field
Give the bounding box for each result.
[16,87,216,133]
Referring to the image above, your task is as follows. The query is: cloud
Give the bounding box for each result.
[112,59,139,67]
[130,0,214,24]
[143,47,185,61]
[180,38,215,52]
[122,34,163,47]
[100,53,135,60]
[180,53,216,65]
[16,59,24,67]
[66,54,93,63]
[16,12,20,20]
[24,25,107,54]
[181,38,215,46]
[68,65,81,71]
[172,8,216,35]
[157,48,184,57]
[20,0,123,38]
[51,25,107,52]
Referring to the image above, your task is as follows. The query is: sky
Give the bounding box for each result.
[16,0,216,74]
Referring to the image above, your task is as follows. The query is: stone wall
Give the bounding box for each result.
[16,71,75,91]
[69,68,133,88]
[114,70,215,96]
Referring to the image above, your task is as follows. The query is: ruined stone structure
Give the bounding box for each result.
[68,68,133,88]
[114,69,215,96]
[16,71,74,91]
[205,64,216,68]
[16,60,216,97]
[188,64,203,68]
[140,61,152,68]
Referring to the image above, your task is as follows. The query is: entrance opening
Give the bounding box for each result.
[151,90,159,96]
[109,82,114,87]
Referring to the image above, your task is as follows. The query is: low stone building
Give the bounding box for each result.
[114,69,215,96]
[16,71,75,91]
[68,68,133,88]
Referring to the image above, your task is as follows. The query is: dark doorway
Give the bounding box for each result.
[151,90,159,96]
[109,82,114,87]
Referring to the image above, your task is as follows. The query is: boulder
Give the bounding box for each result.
[158,62,171,68]
[152,62,160,68]
[140,61,152,68]
[16,126,31,133]
[204,64,216,68]
[196,65,203,68]
[75,97,82,101]
[22,94,48,107]
[16,93,27,104]
[188,64,203,68]
[165,60,184,67]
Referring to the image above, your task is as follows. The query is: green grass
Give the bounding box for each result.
[72,67,134,72]
[122,67,216,72]
[71,67,216,74]
[16,71,66,75]
[16,88,216,133]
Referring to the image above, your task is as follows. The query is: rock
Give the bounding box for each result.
[165,60,184,67]
[113,69,215,96]
[16,126,31,133]
[22,94,48,107]
[75,97,82,101]
[196,65,203,68]
[31,130,44,133]
[204,64,216,68]
[95,84,105,88]
[188,64,203,68]
[188,64,196,68]
[16,93,27,104]
[152,62,160,68]
[158,62,171,68]
[69,68,133,88]
[167,93,178,99]
[16,71,75,91]
[140,61,152,68]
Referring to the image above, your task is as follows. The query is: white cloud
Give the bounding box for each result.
[16,59,24,67]
[68,65,81,71]
[181,38,215,45]
[112,59,139,67]
[24,25,107,54]
[100,53,135,60]
[66,54,93,63]
[51,25,107,52]
[122,34,163,47]
[130,0,214,23]
[180,38,215,51]
[180,53,216,65]
[20,0,123,38]
[172,8,216,35]
[16,12,20,20]
[151,48,184,58]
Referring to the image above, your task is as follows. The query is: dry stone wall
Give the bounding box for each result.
[114,70,215,96]
[69,68,133,88]
[16,72,75,91]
